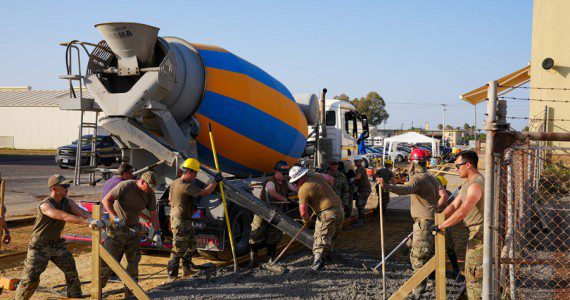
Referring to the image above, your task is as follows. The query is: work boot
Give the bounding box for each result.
[311,253,325,271]
[167,256,180,278]
[247,250,259,269]
[182,260,192,277]
[352,212,365,228]
[267,243,277,262]
[447,251,462,279]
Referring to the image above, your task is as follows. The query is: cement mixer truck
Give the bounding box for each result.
[59,22,368,259]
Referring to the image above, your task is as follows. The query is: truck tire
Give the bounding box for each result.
[198,206,253,262]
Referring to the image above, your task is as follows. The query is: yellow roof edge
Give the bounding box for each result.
[460,65,531,106]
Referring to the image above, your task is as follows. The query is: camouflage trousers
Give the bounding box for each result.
[445,226,457,258]
[355,189,371,214]
[100,226,141,288]
[465,225,483,300]
[168,218,195,277]
[410,218,435,297]
[313,206,344,255]
[15,239,81,300]
[249,215,283,247]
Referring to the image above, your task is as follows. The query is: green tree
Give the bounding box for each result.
[463,123,471,133]
[445,124,453,130]
[437,124,443,130]
[333,93,350,101]
[350,91,389,126]
[522,126,530,132]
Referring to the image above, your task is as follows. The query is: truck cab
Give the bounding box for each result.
[306,99,369,166]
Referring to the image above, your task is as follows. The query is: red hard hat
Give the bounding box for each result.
[410,148,427,162]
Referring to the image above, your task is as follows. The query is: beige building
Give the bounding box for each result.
[460,0,569,148]
[529,0,570,147]
[0,87,100,149]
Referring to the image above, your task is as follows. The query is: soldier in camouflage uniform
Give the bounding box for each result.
[247,161,297,268]
[290,166,344,271]
[326,159,349,210]
[379,149,448,298]
[167,158,220,281]
[15,175,95,300]
[353,155,371,227]
[100,171,162,296]
[373,159,394,216]
[432,151,484,300]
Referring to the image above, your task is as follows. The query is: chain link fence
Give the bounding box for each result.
[497,145,569,299]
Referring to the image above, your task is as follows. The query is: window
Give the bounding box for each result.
[344,111,356,137]
[325,111,336,126]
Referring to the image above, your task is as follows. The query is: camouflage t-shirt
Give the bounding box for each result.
[109,180,157,226]
[170,178,202,220]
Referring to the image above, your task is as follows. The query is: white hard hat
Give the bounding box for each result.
[289,166,308,183]
[354,155,362,161]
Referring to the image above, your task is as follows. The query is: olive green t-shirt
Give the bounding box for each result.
[460,173,485,227]
[109,180,157,226]
[31,196,72,244]
[355,166,372,192]
[170,178,201,220]
[389,171,441,220]
[261,175,289,205]
[298,173,342,214]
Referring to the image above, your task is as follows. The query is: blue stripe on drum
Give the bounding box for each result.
[196,142,262,177]
[196,91,307,158]
[197,49,295,102]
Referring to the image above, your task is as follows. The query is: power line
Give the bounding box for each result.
[498,96,570,103]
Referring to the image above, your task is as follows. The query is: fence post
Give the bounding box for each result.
[91,205,102,299]
[483,80,498,300]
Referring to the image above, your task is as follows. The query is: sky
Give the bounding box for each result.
[0,0,534,130]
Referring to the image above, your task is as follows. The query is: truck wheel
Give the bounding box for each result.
[396,155,404,163]
[58,164,69,169]
[199,206,253,262]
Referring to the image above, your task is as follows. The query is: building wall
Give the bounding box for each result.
[530,0,570,147]
[0,107,99,149]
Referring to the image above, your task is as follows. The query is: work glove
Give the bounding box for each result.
[88,219,111,230]
[112,216,125,228]
[429,224,442,235]
[214,172,224,183]
[152,230,163,247]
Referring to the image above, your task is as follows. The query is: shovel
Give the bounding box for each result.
[261,217,313,274]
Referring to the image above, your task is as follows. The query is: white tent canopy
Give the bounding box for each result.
[382,132,440,162]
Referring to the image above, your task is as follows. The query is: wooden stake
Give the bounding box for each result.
[91,205,102,300]
[435,213,446,300]
[389,257,436,300]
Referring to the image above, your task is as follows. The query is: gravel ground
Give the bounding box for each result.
[150,249,465,299]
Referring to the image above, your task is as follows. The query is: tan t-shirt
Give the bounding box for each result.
[170,178,202,220]
[355,166,372,192]
[31,197,72,244]
[109,180,157,226]
[389,171,441,220]
[298,173,342,214]
[460,174,485,227]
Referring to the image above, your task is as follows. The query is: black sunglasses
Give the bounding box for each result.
[60,184,71,189]
[455,162,468,169]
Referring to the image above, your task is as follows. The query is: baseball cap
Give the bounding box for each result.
[141,171,157,188]
[274,160,290,173]
[47,174,73,188]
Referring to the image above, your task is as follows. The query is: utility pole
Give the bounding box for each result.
[441,104,447,146]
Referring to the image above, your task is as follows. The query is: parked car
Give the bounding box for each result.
[55,135,121,169]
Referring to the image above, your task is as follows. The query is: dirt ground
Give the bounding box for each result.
[0,186,469,299]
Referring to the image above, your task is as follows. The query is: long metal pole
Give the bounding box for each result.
[442,104,447,146]
[378,191,387,299]
[483,80,498,300]
[208,123,238,272]
[505,150,516,300]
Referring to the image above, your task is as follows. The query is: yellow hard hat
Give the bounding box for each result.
[385,159,393,165]
[180,158,200,172]
[437,175,447,187]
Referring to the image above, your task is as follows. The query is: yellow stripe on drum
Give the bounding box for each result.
[192,43,229,52]
[204,67,308,137]
[194,113,299,174]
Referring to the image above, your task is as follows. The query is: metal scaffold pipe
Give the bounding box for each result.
[483,80,498,300]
